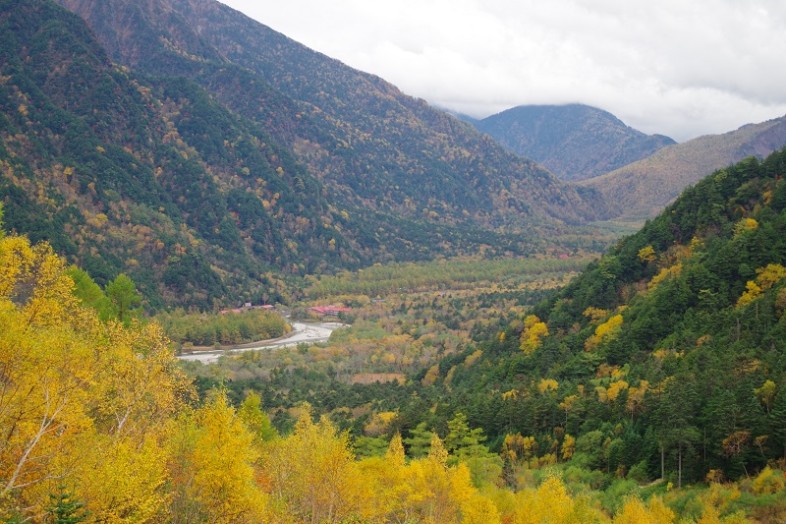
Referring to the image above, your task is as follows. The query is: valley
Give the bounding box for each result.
[1,0,786,523]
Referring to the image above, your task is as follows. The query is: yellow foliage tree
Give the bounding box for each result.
[265,406,356,523]
[585,314,624,351]
[77,433,170,522]
[648,263,682,291]
[737,280,763,308]
[638,245,656,263]
[752,466,785,495]
[734,217,759,236]
[561,434,576,461]
[583,306,610,323]
[559,394,579,420]
[511,475,602,523]
[422,363,440,385]
[737,263,786,307]
[0,231,188,521]
[183,392,267,523]
[606,380,630,402]
[613,496,674,524]
[538,378,559,394]
[503,433,538,463]
[756,263,786,288]
[351,430,501,523]
[520,315,549,355]
[696,504,722,524]
[626,380,649,415]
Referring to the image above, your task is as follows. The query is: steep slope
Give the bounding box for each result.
[57,0,607,228]
[582,115,786,218]
[431,148,786,489]
[1,0,610,309]
[0,0,350,307]
[472,104,675,182]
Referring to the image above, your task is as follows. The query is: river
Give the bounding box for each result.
[176,321,344,364]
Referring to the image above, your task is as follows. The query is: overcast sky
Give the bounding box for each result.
[219,0,786,142]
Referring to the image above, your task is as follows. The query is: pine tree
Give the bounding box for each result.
[770,390,786,459]
[47,487,89,524]
[105,273,142,324]
[404,422,433,458]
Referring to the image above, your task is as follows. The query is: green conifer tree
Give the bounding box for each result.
[47,487,89,524]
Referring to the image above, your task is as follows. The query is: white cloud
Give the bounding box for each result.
[220,0,786,142]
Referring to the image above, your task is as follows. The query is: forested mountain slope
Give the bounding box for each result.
[582,115,786,218]
[0,0,608,309]
[56,0,607,228]
[0,0,338,308]
[472,104,675,182]
[423,148,786,491]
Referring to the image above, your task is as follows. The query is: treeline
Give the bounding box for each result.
[157,308,290,347]
[306,256,594,298]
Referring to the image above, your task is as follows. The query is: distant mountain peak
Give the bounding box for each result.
[471,104,676,181]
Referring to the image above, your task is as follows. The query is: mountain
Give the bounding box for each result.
[0,0,608,309]
[0,0,337,308]
[582,115,786,219]
[57,0,606,227]
[471,104,675,182]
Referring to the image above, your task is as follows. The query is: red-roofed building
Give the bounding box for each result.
[309,305,352,316]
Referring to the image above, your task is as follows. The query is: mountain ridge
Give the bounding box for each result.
[57,0,606,227]
[471,103,676,182]
[582,114,786,218]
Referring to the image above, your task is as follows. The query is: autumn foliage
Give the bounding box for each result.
[0,229,537,522]
[7,227,772,523]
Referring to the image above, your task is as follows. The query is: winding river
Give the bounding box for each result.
[176,321,344,364]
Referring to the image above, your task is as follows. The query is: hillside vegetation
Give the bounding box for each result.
[403,148,786,520]
[0,0,336,308]
[0,0,614,310]
[4,214,782,523]
[583,115,786,218]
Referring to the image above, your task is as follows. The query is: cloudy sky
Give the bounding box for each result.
[219,0,786,142]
